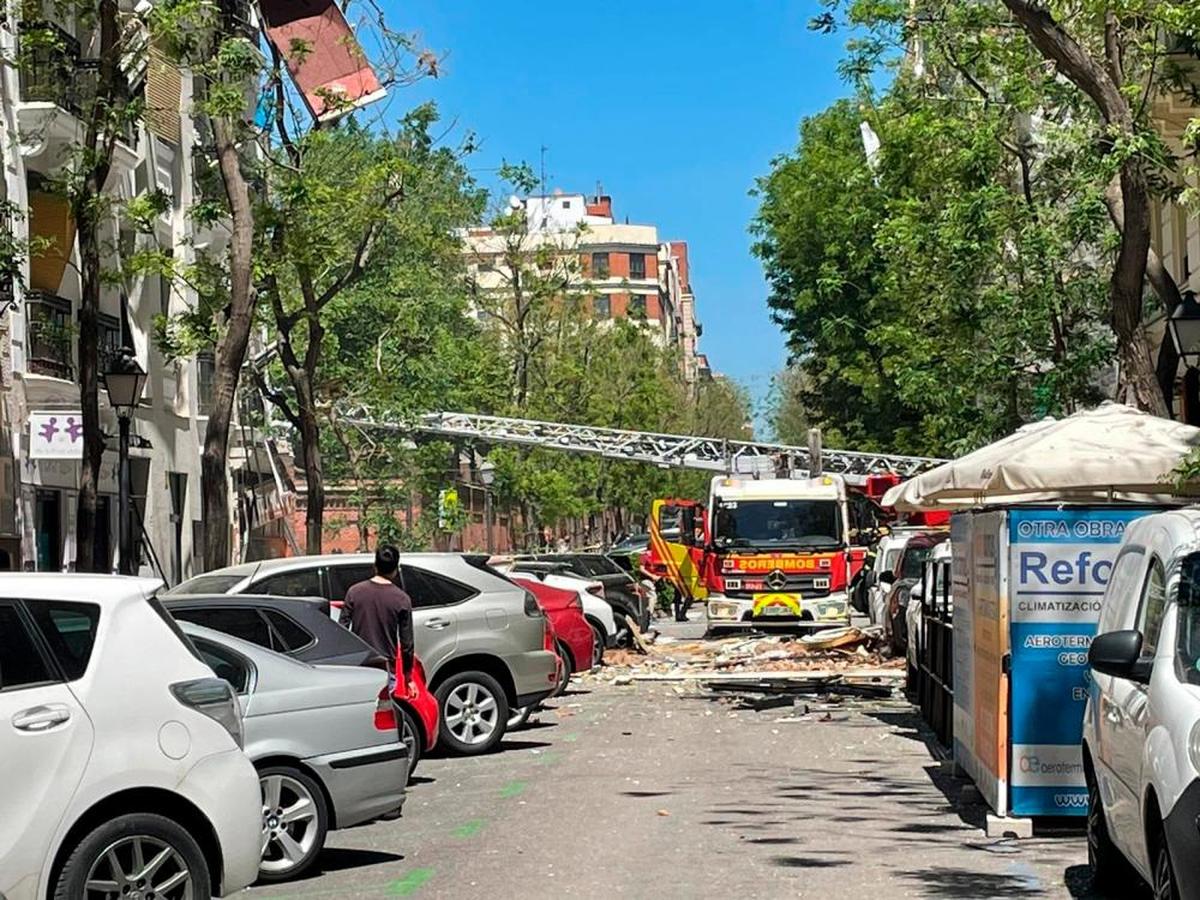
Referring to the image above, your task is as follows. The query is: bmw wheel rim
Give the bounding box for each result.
[1155,845,1174,900]
[84,835,193,900]
[260,773,319,875]
[445,681,499,745]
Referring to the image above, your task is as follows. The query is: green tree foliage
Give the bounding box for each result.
[753,77,1118,455]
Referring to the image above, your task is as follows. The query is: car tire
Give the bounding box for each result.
[554,641,573,695]
[1152,832,1179,900]
[396,703,422,783]
[53,812,210,900]
[587,621,606,667]
[1086,767,1133,887]
[258,764,329,883]
[507,705,534,730]
[436,670,510,755]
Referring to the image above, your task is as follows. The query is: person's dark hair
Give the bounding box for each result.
[375,544,400,577]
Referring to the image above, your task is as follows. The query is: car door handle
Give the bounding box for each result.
[424,618,451,630]
[12,704,71,732]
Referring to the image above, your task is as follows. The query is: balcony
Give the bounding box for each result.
[25,289,73,379]
[18,20,139,163]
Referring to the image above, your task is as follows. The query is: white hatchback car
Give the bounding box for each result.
[1084,510,1200,900]
[0,575,262,900]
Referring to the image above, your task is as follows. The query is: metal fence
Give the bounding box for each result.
[915,558,954,747]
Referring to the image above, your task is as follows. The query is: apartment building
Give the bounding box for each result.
[465,190,709,392]
[0,9,289,575]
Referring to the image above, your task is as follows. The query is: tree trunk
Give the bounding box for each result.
[74,229,105,572]
[296,378,324,555]
[201,113,256,570]
[73,0,119,573]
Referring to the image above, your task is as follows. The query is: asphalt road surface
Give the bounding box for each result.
[244,672,1112,899]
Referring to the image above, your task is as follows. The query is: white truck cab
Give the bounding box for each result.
[1083,509,1200,899]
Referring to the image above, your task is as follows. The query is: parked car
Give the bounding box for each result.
[162,593,439,781]
[1083,510,1200,900]
[609,533,651,556]
[883,532,950,656]
[169,553,559,755]
[181,622,407,882]
[904,539,952,682]
[520,576,595,677]
[527,553,651,631]
[861,531,916,626]
[501,563,614,661]
[0,575,261,900]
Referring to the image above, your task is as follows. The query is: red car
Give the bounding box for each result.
[392,650,440,780]
[522,577,594,678]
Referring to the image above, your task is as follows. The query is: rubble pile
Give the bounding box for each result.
[584,626,904,685]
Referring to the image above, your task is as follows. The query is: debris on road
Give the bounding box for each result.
[586,627,902,688]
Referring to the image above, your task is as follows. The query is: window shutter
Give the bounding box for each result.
[144,46,181,144]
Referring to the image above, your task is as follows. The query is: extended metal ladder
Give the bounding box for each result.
[335,408,943,479]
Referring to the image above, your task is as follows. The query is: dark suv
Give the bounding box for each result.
[517,553,649,632]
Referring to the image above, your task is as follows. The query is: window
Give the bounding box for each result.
[1137,558,1168,659]
[164,574,244,596]
[399,565,476,608]
[628,294,647,320]
[593,295,611,319]
[629,253,645,279]
[192,638,253,693]
[26,601,100,680]
[591,252,609,278]
[1099,547,1146,634]
[264,610,314,653]
[327,564,375,602]
[172,606,272,649]
[253,568,324,598]
[0,603,56,690]
[561,200,571,209]
[197,352,216,417]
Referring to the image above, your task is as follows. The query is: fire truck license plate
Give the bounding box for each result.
[753,594,801,616]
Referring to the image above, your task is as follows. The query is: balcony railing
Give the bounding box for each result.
[26,289,73,379]
[19,21,138,146]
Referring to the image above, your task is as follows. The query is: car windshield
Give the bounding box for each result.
[1177,552,1200,686]
[900,545,938,580]
[163,574,245,596]
[713,499,842,550]
[882,548,902,572]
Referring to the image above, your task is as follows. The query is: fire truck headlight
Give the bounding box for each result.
[708,600,740,620]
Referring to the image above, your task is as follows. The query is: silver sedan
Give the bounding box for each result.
[181,623,408,883]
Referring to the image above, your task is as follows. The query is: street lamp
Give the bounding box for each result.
[479,459,496,555]
[103,346,146,575]
[1168,291,1200,425]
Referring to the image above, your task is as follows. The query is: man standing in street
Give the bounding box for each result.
[339,545,415,694]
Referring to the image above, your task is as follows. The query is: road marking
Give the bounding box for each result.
[500,780,526,798]
[388,868,434,896]
[452,819,485,838]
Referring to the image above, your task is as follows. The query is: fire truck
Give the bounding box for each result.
[649,472,915,630]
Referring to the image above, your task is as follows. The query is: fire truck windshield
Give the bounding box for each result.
[713,499,843,550]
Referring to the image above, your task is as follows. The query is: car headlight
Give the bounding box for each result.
[709,600,740,620]
[1189,720,1200,775]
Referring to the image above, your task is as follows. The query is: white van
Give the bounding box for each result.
[1083,509,1200,899]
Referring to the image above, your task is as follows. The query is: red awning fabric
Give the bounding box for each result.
[258,0,385,121]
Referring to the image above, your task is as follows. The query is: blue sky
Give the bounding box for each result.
[380,0,851,415]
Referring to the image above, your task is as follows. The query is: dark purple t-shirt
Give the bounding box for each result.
[339,578,414,678]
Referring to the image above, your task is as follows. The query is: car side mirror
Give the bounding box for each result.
[1088,630,1152,684]
[909,582,924,601]
[880,571,896,586]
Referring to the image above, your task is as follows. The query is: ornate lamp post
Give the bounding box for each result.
[480,459,496,555]
[103,346,146,575]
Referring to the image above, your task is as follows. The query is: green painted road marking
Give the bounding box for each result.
[452,819,485,838]
[536,751,562,765]
[389,868,434,896]
[562,733,579,742]
[499,780,526,798]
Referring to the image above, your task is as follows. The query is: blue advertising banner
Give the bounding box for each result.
[1007,507,1156,816]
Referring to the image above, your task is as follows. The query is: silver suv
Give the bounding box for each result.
[168,553,559,754]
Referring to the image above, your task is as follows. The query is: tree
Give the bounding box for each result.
[807,0,1199,420]
[754,37,1122,454]
[17,5,144,570]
